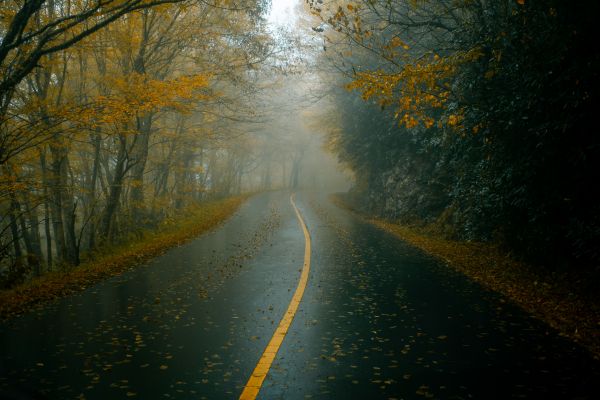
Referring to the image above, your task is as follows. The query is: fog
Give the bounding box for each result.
[236,75,352,194]
[231,0,352,194]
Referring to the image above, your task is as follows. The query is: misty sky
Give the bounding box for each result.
[267,0,300,29]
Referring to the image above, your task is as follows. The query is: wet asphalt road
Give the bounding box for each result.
[1,191,599,399]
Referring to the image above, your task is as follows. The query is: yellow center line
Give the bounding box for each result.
[239,193,312,400]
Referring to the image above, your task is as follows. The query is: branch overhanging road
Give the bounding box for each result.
[1,191,599,399]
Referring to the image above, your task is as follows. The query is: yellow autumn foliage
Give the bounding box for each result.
[346,49,482,129]
[68,73,211,128]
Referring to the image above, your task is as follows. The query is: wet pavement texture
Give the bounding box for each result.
[1,191,599,399]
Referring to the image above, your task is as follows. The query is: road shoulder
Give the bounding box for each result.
[0,196,247,321]
[331,193,600,360]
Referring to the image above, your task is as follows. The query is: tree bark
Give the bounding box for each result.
[48,144,66,263]
[86,132,102,250]
[22,195,43,275]
[129,114,153,226]
[101,135,128,242]
[49,141,79,265]
[39,150,53,269]
[8,198,22,267]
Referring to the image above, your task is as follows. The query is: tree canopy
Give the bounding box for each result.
[308,0,600,270]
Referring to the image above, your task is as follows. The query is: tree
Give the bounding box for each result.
[1,0,275,283]
[0,0,243,165]
[310,0,600,268]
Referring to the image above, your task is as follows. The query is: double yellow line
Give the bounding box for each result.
[239,193,312,400]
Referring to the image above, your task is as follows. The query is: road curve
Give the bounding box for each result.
[1,191,599,399]
[239,193,311,400]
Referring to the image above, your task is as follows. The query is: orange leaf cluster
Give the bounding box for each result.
[346,49,482,129]
[71,73,211,128]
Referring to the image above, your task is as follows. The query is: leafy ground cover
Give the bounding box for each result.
[333,194,600,360]
[0,196,247,320]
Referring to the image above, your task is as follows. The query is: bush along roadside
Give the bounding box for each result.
[332,193,600,360]
[0,196,247,320]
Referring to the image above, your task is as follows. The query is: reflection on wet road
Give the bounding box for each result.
[1,191,599,399]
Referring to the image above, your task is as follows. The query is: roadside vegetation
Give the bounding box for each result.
[0,1,306,290]
[2,0,598,356]
[309,1,598,271]
[307,0,599,355]
[0,195,246,319]
[0,0,342,320]
[334,193,600,359]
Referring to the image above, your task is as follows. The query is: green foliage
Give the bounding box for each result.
[320,0,600,270]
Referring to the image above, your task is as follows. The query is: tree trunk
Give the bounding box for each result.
[129,114,153,226]
[101,135,128,242]
[43,200,52,270]
[23,196,43,275]
[39,150,53,270]
[174,151,193,209]
[61,158,79,266]
[49,141,79,265]
[48,144,66,263]
[289,150,305,190]
[86,132,101,250]
[8,199,22,266]
[290,160,299,189]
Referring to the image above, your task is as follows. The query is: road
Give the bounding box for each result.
[1,191,599,399]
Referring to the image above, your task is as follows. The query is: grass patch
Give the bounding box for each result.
[332,194,600,359]
[0,196,247,320]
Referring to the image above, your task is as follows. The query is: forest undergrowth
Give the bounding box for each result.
[0,196,247,320]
